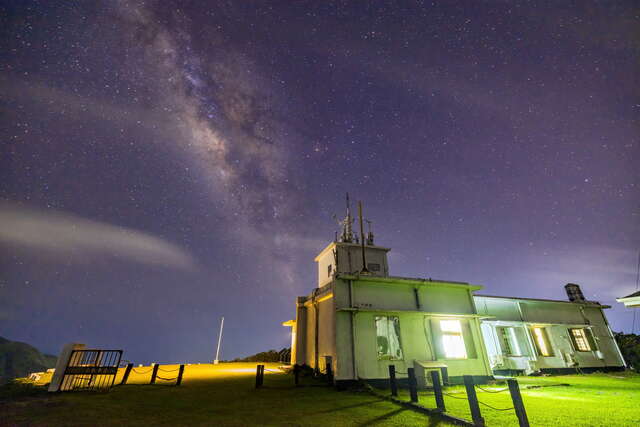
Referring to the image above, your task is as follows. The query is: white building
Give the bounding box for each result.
[284,197,626,386]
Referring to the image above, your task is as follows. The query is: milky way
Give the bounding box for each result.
[1,1,638,363]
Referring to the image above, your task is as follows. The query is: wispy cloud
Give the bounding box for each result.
[0,201,197,271]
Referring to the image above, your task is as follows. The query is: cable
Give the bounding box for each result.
[155,375,177,381]
[475,385,509,393]
[442,392,468,400]
[132,368,154,374]
[477,400,514,411]
[158,367,181,372]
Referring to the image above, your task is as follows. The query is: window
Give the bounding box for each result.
[532,327,553,356]
[368,263,381,272]
[327,264,333,277]
[569,328,594,352]
[497,327,523,356]
[441,320,467,359]
[375,316,403,360]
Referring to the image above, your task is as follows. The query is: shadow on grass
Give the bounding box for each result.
[311,398,386,414]
[358,408,408,426]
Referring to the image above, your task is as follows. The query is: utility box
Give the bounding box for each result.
[413,361,448,388]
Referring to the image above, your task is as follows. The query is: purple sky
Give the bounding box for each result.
[2,1,639,363]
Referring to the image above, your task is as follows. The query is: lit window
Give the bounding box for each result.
[569,328,592,352]
[375,316,403,360]
[497,327,522,356]
[532,327,553,356]
[441,320,467,359]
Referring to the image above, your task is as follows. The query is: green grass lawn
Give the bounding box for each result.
[388,371,640,427]
[1,363,451,426]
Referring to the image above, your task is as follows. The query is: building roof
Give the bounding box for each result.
[616,290,640,307]
[619,290,640,299]
[475,293,610,308]
[339,274,483,290]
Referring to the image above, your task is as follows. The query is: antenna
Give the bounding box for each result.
[344,193,353,242]
[366,219,374,245]
[358,201,370,274]
[214,316,224,365]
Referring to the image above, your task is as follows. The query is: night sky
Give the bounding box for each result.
[2,1,639,364]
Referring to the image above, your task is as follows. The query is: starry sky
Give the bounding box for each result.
[2,1,639,363]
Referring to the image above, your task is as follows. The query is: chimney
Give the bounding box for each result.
[565,283,585,302]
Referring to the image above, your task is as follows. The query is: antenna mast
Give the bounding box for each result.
[214,316,224,364]
[358,201,370,274]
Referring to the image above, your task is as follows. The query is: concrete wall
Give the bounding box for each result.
[296,288,337,372]
[316,242,390,287]
[331,277,492,383]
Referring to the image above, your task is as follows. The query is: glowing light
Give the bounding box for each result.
[440,320,467,359]
[533,327,551,356]
[570,328,591,351]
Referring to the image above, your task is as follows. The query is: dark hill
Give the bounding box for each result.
[0,337,57,384]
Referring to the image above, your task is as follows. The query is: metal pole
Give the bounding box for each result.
[508,379,530,427]
[463,375,484,427]
[358,201,369,274]
[150,364,160,385]
[120,363,133,385]
[431,370,446,412]
[408,368,418,403]
[294,364,300,386]
[388,365,398,397]
[176,364,185,386]
[255,364,262,388]
[214,317,224,364]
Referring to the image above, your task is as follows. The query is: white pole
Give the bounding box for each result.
[214,317,224,364]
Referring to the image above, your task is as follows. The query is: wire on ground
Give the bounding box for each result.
[474,384,509,393]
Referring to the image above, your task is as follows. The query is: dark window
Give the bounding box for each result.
[368,263,381,272]
[327,264,333,277]
[375,316,403,360]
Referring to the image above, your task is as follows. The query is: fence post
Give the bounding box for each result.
[407,367,418,403]
[508,379,530,427]
[255,364,263,388]
[120,363,133,385]
[326,361,333,382]
[293,364,300,386]
[150,364,160,385]
[176,364,185,386]
[260,365,265,386]
[431,370,446,412]
[463,375,484,427]
[388,365,398,397]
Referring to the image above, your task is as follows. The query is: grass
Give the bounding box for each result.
[0,363,451,426]
[387,371,640,427]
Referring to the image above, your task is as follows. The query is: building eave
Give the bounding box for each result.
[616,296,640,308]
[475,294,611,309]
[337,307,491,318]
[338,274,483,291]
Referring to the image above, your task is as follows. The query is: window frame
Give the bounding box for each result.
[568,328,594,352]
[497,326,523,357]
[531,326,554,357]
[440,319,468,359]
[374,315,404,361]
